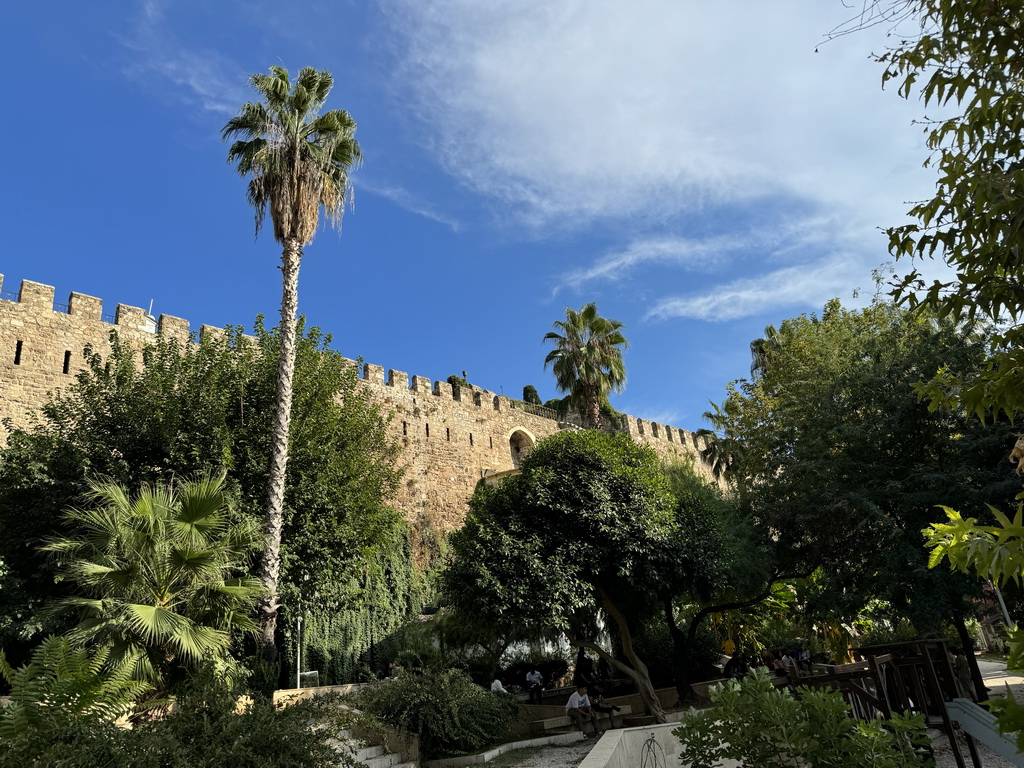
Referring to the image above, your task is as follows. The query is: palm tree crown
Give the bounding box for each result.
[223,65,361,245]
[43,473,263,691]
[544,302,629,428]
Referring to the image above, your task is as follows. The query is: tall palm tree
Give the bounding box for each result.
[223,66,361,658]
[543,302,628,428]
[42,473,264,695]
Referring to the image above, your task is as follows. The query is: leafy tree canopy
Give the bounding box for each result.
[873,0,1024,421]
[442,430,722,721]
[0,321,410,678]
[707,298,1016,632]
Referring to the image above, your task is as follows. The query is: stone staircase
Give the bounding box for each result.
[328,727,417,768]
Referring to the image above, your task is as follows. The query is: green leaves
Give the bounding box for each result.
[42,474,263,692]
[543,302,628,427]
[879,1,1024,423]
[354,668,521,760]
[0,636,149,739]
[673,669,933,768]
[925,504,1024,587]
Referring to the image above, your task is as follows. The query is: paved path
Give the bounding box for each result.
[934,658,1023,768]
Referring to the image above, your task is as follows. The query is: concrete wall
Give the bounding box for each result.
[579,721,741,768]
[0,275,716,534]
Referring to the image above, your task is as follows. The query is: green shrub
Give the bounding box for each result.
[0,636,149,738]
[673,669,933,768]
[0,666,357,768]
[353,668,521,759]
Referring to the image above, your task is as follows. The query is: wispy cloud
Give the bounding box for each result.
[119,0,247,116]
[385,0,931,234]
[359,179,462,231]
[646,253,867,322]
[557,234,741,294]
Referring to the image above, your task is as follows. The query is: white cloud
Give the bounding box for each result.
[558,234,740,293]
[646,253,867,322]
[120,0,248,116]
[385,0,932,233]
[382,0,950,319]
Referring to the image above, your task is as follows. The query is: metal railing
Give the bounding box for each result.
[508,399,560,420]
[101,312,116,324]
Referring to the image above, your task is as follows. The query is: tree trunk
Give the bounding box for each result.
[663,598,691,705]
[953,610,987,703]
[597,587,666,722]
[256,238,303,662]
[585,387,601,429]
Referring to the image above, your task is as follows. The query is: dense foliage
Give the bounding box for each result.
[352,668,521,759]
[442,430,725,721]
[674,669,933,768]
[0,321,415,682]
[43,474,263,691]
[0,665,356,768]
[0,636,148,738]
[705,300,1016,637]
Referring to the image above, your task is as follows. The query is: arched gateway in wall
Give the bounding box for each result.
[507,428,537,469]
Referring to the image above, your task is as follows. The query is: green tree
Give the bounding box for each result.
[868,1,1024,422]
[707,299,1016,678]
[223,65,362,658]
[543,303,628,428]
[521,385,541,405]
[443,431,698,722]
[0,322,411,683]
[42,474,264,693]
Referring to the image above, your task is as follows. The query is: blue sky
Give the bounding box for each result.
[3,1,942,430]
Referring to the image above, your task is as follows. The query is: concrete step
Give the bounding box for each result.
[349,744,386,762]
[364,750,404,768]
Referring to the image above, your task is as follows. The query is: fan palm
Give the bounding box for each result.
[223,66,361,657]
[42,473,263,694]
[543,302,628,428]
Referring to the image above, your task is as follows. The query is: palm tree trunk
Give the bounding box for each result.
[257,238,302,662]
[585,387,602,429]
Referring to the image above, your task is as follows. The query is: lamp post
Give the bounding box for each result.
[296,614,303,689]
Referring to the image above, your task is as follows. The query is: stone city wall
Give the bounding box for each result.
[0,275,714,532]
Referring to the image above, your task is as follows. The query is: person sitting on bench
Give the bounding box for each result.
[565,684,597,738]
[590,683,621,729]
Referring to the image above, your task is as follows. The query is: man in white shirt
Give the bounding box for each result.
[564,685,597,737]
[491,678,509,694]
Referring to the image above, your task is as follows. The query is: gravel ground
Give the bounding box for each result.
[489,739,594,768]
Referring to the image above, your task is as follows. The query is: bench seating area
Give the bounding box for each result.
[528,704,633,736]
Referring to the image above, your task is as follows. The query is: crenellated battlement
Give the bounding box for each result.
[0,276,193,340]
[0,274,716,531]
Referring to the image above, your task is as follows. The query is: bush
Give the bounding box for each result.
[673,669,933,768]
[0,636,148,738]
[0,666,357,768]
[353,668,521,759]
